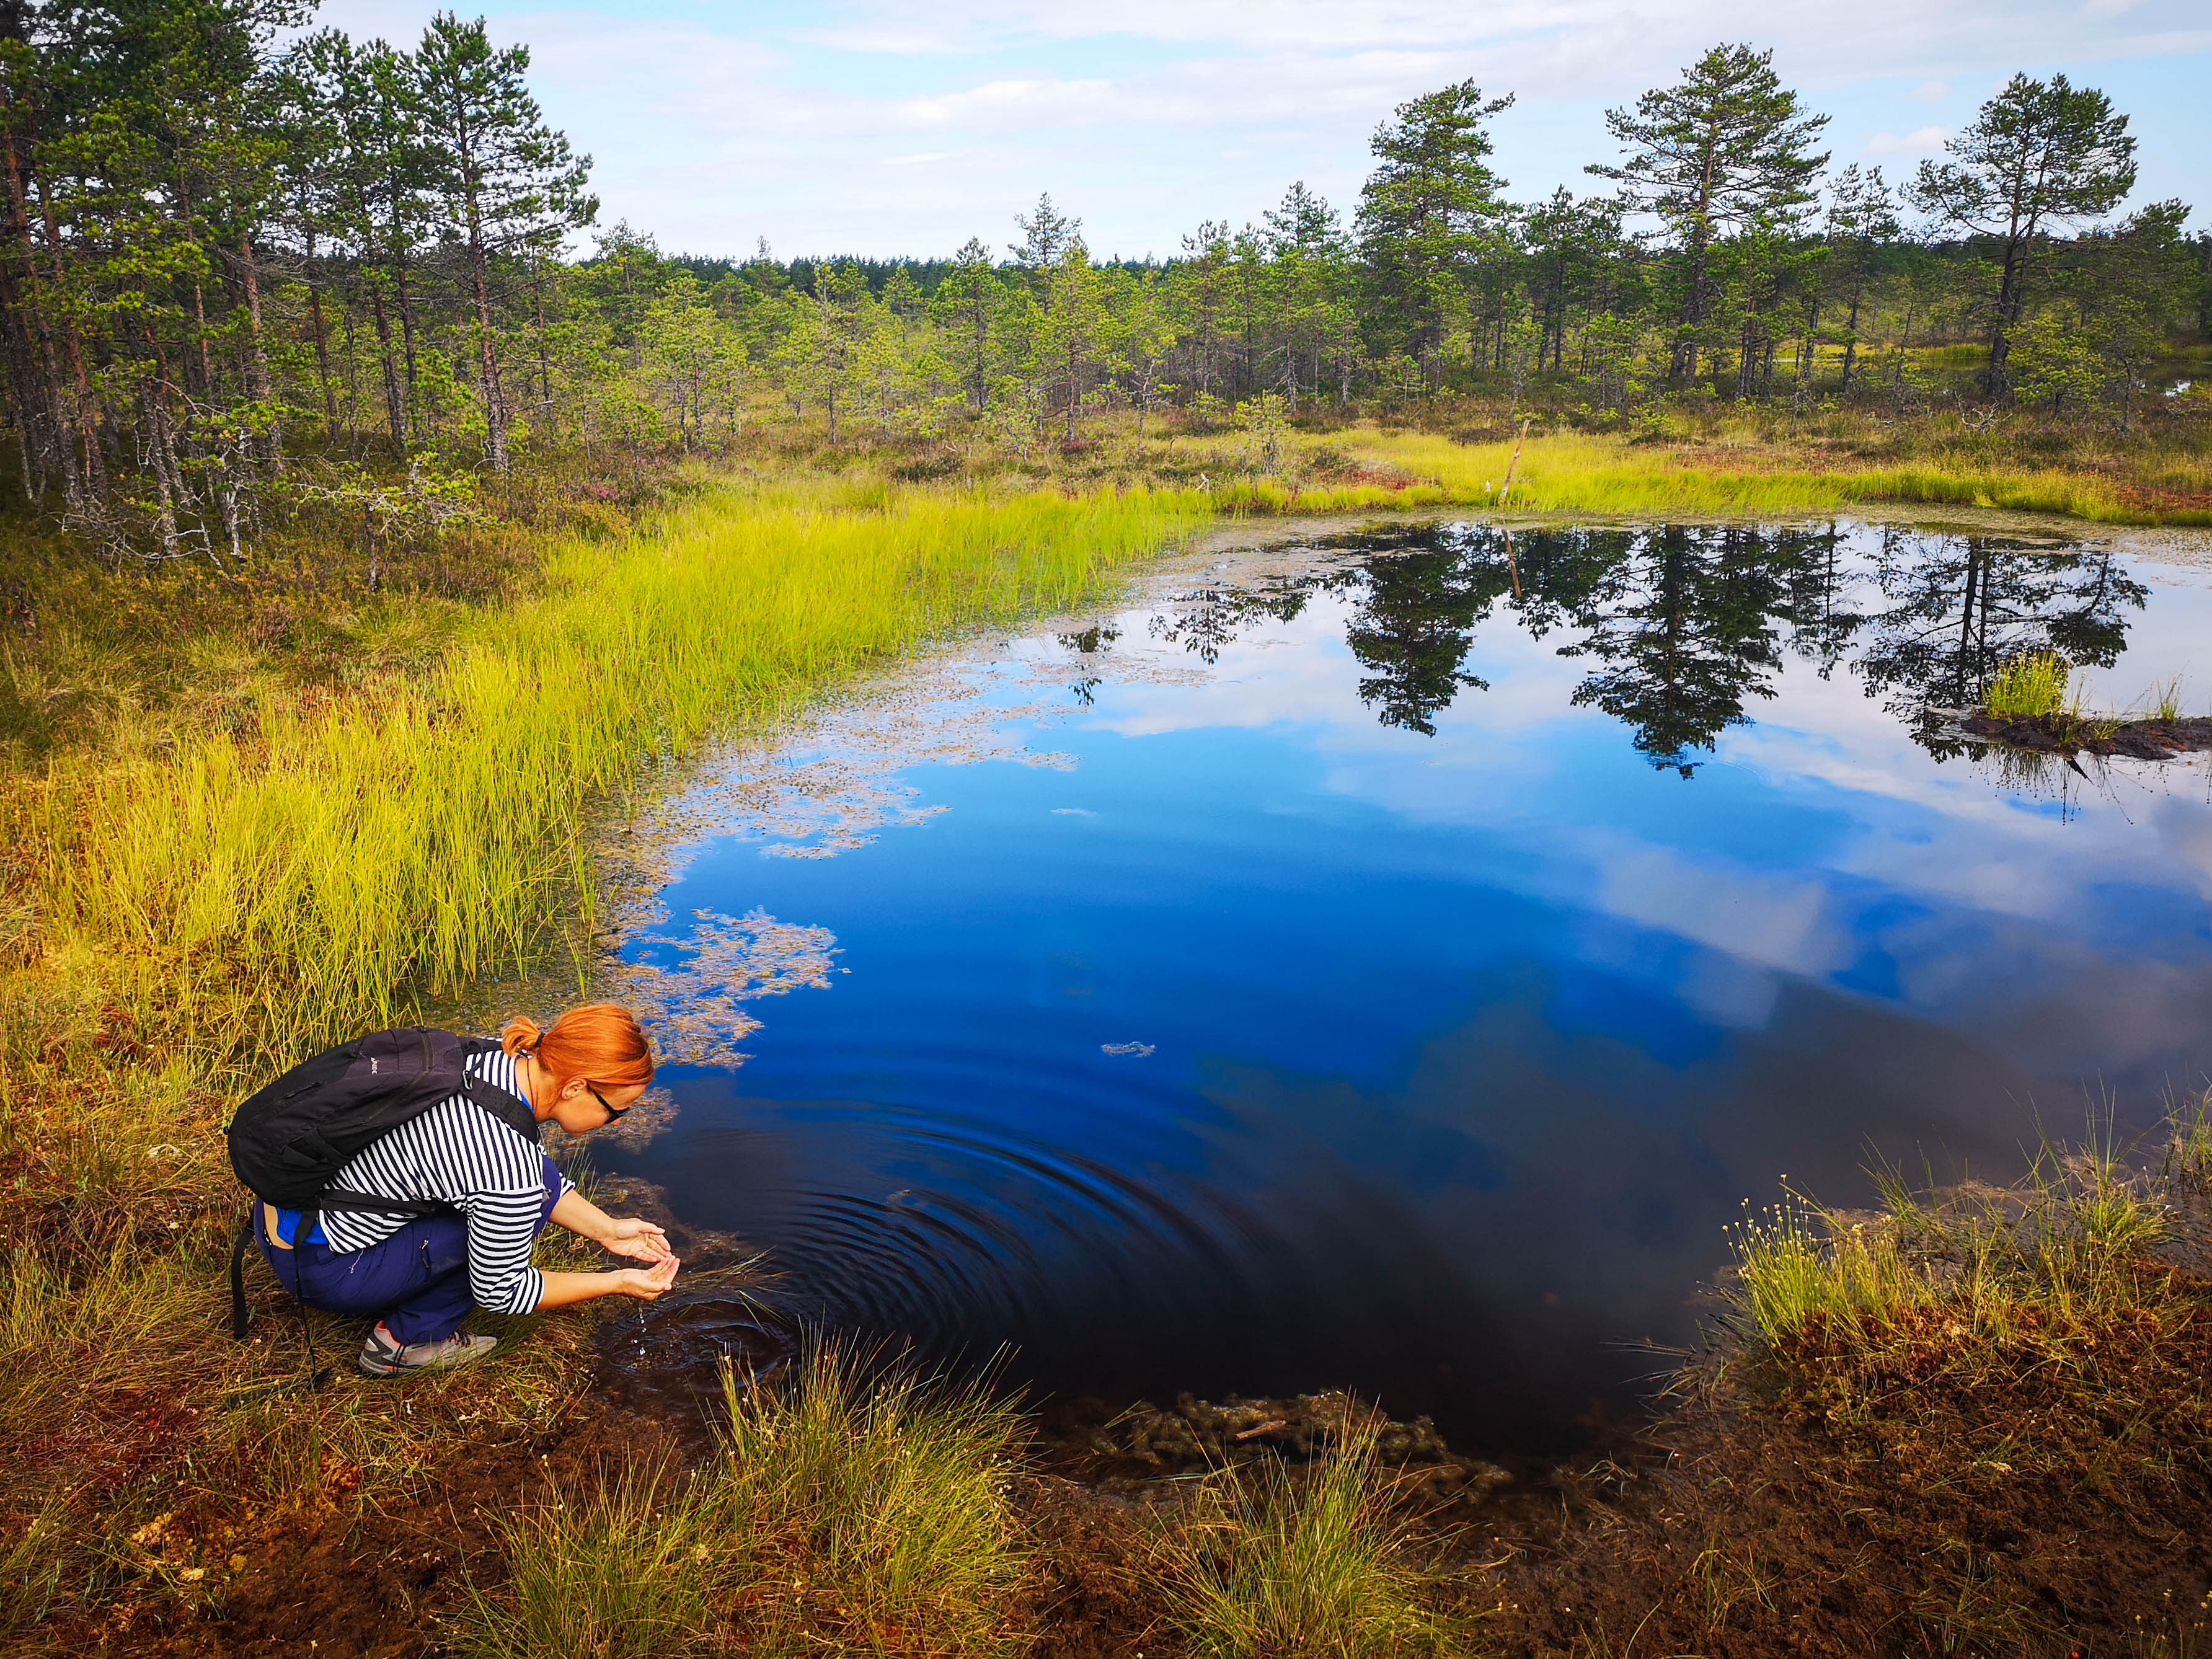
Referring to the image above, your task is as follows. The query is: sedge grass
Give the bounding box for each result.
[1192,427,2212,527]
[1982,650,2073,719]
[712,1346,1033,1655]
[1164,1418,1450,1659]
[22,481,1205,1064]
[2143,674,2188,722]
[1727,1130,2173,1367]
[1728,1202,1935,1343]
[457,1458,733,1659]
[459,1350,1034,1658]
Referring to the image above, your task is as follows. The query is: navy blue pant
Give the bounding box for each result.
[260,1157,563,1346]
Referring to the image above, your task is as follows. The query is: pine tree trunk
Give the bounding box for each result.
[238,231,279,470]
[303,218,340,431]
[368,280,406,446]
[459,159,508,471]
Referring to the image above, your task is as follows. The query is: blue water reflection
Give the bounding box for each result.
[603,519,2212,1453]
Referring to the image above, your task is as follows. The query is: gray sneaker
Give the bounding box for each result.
[357,1322,499,1378]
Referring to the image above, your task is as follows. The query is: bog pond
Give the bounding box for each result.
[593,515,2212,1456]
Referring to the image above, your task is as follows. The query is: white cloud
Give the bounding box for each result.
[305,0,2211,252]
[1908,78,1952,99]
[1865,125,1950,154]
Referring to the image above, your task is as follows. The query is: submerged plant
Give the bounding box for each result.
[1164,1418,1450,1658]
[1983,649,2071,719]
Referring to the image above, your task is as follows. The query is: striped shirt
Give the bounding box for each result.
[314,1046,569,1316]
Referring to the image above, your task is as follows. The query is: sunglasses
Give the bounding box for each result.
[585,1084,630,1123]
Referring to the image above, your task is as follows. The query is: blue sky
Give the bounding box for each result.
[322,0,2211,259]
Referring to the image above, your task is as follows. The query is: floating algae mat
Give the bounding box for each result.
[595,517,2212,1456]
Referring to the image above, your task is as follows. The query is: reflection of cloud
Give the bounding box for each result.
[1072,535,2212,1010]
[2157,797,2212,898]
[1593,842,1844,978]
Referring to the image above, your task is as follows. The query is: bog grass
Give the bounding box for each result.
[1164,1420,1451,1658]
[17,480,1205,1065]
[1982,650,2074,719]
[1727,1133,2174,1366]
[0,474,1199,1635]
[714,1347,1032,1653]
[1176,426,2212,527]
[1670,1118,2212,1652]
[459,1458,731,1659]
[461,1348,1034,1658]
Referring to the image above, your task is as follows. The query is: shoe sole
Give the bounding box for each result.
[356,1340,497,1379]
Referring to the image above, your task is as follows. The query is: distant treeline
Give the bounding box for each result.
[0,4,2205,565]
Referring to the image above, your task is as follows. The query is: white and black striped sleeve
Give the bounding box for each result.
[317,1050,571,1315]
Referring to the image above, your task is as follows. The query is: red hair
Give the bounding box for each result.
[500,1003,654,1089]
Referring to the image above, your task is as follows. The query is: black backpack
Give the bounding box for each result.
[225,1026,539,1338]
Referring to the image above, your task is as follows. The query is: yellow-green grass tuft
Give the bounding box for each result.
[1165,1418,1451,1658]
[1727,1131,2172,1370]
[712,1346,1034,1655]
[1983,650,2073,719]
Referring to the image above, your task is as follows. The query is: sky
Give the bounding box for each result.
[317,0,2212,260]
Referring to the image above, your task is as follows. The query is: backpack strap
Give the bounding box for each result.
[229,1212,254,1339]
[309,1192,451,1218]
[458,1036,541,1142]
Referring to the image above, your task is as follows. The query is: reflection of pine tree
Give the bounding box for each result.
[1118,520,2145,776]
[1558,524,1843,776]
[1342,533,1512,734]
[1856,529,2144,717]
[1148,577,1322,663]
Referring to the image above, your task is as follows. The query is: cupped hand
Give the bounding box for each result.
[609,1257,680,1300]
[602,1217,674,1264]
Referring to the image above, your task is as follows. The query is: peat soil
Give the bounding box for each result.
[71,1288,2212,1659]
[1957,711,2212,758]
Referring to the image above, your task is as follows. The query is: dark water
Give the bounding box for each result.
[600,518,2212,1454]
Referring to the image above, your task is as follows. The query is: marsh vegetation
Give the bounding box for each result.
[0,3,2208,1654]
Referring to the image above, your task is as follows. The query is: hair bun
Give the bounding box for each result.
[499,1013,545,1058]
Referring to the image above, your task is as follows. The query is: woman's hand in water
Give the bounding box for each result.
[608,1257,680,1300]
[601,1216,674,1264]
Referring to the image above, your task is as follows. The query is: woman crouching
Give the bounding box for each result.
[255,1004,679,1377]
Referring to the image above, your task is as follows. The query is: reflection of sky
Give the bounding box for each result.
[1083,560,2212,1069]
[613,531,2212,1453]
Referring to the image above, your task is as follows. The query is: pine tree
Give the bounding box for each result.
[1356,80,1515,386]
[932,237,1001,415]
[1909,73,2135,397]
[410,12,594,470]
[1591,44,1828,383]
[1823,166,1898,394]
